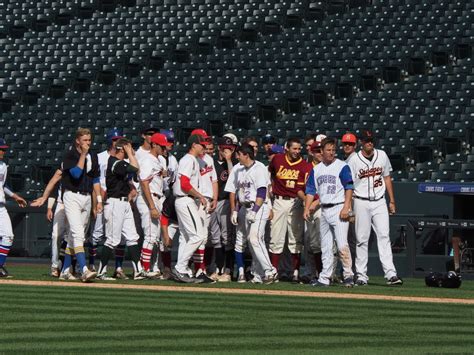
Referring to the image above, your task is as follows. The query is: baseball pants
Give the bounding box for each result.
[174,196,206,275]
[354,198,397,282]
[318,204,353,285]
[136,194,164,250]
[235,205,274,278]
[303,208,321,277]
[0,205,14,264]
[269,198,304,254]
[51,202,69,269]
[63,191,92,252]
[209,199,234,250]
[104,198,139,248]
[91,210,105,245]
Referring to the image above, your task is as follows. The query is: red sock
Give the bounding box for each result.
[291,253,301,272]
[204,247,214,269]
[269,252,280,270]
[162,251,172,268]
[140,248,153,271]
[193,247,205,272]
[314,252,322,274]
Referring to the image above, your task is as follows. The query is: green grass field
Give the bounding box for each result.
[1,264,473,353]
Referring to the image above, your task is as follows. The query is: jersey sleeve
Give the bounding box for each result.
[383,151,393,176]
[224,166,237,193]
[339,164,354,190]
[111,160,130,177]
[305,169,317,196]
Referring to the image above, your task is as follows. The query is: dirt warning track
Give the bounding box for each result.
[1,279,473,305]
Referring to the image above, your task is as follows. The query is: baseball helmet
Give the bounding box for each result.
[310,134,327,152]
[106,128,124,143]
[216,136,237,148]
[0,138,9,149]
[191,128,211,142]
[223,133,238,145]
[425,272,443,287]
[342,132,357,144]
[262,134,276,145]
[441,271,462,288]
[160,129,175,143]
[188,134,207,147]
[151,133,172,147]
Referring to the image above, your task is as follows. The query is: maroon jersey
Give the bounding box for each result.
[269,153,311,198]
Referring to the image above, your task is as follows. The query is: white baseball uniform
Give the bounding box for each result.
[0,161,14,253]
[305,159,354,285]
[348,149,398,282]
[91,150,109,245]
[163,154,178,194]
[51,186,68,269]
[225,161,274,278]
[198,153,217,233]
[173,153,206,276]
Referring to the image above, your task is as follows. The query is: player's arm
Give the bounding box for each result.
[31,169,62,207]
[141,179,160,219]
[339,165,354,220]
[4,185,27,207]
[180,174,207,206]
[209,163,218,212]
[384,175,396,214]
[160,215,172,247]
[91,156,103,215]
[303,169,317,221]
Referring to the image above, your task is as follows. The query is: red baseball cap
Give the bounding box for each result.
[310,134,327,151]
[341,132,357,144]
[191,128,211,140]
[151,133,172,147]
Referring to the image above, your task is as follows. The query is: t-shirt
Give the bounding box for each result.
[61,145,99,194]
[225,161,268,204]
[214,157,238,201]
[106,156,137,198]
[198,154,218,199]
[173,153,200,197]
[138,152,165,196]
[269,153,311,198]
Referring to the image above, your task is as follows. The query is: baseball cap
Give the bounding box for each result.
[160,129,175,143]
[223,133,238,145]
[188,134,207,147]
[151,133,172,147]
[141,126,160,135]
[360,130,375,142]
[0,138,8,149]
[341,132,357,144]
[106,128,124,143]
[268,144,284,155]
[216,136,237,147]
[262,134,276,144]
[310,134,327,152]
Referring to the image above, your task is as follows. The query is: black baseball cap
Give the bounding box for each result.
[262,134,276,144]
[360,130,375,142]
[188,134,207,147]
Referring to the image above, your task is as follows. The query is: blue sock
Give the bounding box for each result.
[62,254,72,273]
[0,244,11,266]
[115,244,125,269]
[234,251,244,269]
[76,252,87,271]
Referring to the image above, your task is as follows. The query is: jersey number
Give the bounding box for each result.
[286,180,295,189]
[374,178,383,188]
[327,185,336,194]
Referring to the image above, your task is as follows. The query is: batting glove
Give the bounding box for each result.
[247,210,257,223]
[231,211,239,226]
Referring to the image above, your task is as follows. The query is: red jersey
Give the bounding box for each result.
[269,153,312,198]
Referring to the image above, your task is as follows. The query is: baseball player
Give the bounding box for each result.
[89,128,126,277]
[262,134,277,156]
[208,135,238,282]
[159,194,179,280]
[159,129,178,195]
[225,143,276,284]
[0,138,27,278]
[136,133,171,278]
[268,138,310,283]
[303,137,354,287]
[97,138,145,280]
[59,128,101,282]
[172,134,208,284]
[135,127,160,161]
[347,131,403,286]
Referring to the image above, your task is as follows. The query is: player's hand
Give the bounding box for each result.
[46,208,54,222]
[79,141,90,155]
[339,206,350,221]
[231,210,238,225]
[30,196,47,207]
[95,202,103,215]
[128,189,137,202]
[389,201,396,215]
[161,169,169,178]
[223,148,233,161]
[162,234,172,248]
[303,209,311,222]
[150,207,161,220]
[247,210,256,224]
[15,195,27,208]
[198,196,207,208]
[309,200,318,214]
[123,143,133,154]
[207,199,217,213]
[268,208,274,221]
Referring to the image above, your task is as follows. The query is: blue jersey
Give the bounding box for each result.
[305,159,353,204]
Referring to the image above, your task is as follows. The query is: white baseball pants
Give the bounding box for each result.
[269,198,304,254]
[303,208,321,277]
[91,210,105,245]
[63,191,91,251]
[318,204,353,285]
[51,202,68,268]
[354,198,397,282]
[0,205,14,250]
[104,198,139,248]
[136,194,164,251]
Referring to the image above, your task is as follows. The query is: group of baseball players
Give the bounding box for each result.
[0,127,403,287]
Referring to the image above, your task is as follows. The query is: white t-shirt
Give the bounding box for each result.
[138,152,165,196]
[348,149,392,200]
[0,161,8,204]
[97,150,110,190]
[225,161,268,204]
[198,154,218,199]
[173,153,201,197]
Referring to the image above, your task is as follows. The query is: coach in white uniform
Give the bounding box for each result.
[348,131,402,286]
[304,137,354,287]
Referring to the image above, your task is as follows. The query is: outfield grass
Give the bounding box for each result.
[0,283,473,354]
[6,263,474,299]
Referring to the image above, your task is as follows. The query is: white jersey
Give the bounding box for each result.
[345,151,356,163]
[0,161,8,204]
[198,154,217,198]
[348,149,392,200]
[164,154,178,191]
[97,150,110,190]
[305,159,353,205]
[173,153,201,197]
[138,152,165,196]
[135,146,150,162]
[225,161,268,204]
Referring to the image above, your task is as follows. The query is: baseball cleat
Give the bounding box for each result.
[143,270,161,279]
[209,272,220,282]
[355,279,368,286]
[250,276,263,284]
[343,277,354,288]
[387,276,403,286]
[97,273,116,281]
[197,273,216,284]
[50,267,60,278]
[59,272,77,281]
[172,268,204,284]
[133,271,146,280]
[0,266,10,278]
[88,264,96,272]
[237,273,246,283]
[113,269,129,280]
[81,269,97,283]
[161,268,172,280]
[263,272,278,285]
[217,273,232,282]
[291,274,301,284]
[310,280,330,287]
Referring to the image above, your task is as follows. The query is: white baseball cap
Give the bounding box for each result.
[315,134,327,143]
[223,133,238,144]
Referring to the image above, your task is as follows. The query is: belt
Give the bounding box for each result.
[68,190,90,196]
[109,196,128,202]
[274,195,295,200]
[241,201,254,208]
[321,202,344,208]
[354,196,384,202]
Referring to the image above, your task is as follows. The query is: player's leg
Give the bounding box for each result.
[136,196,157,274]
[268,198,288,273]
[234,208,248,282]
[218,200,233,281]
[353,199,371,284]
[371,199,399,283]
[347,222,357,273]
[0,206,14,277]
[50,203,64,276]
[333,212,353,285]
[193,205,211,279]
[98,199,122,279]
[121,202,144,279]
[315,211,335,286]
[208,205,222,280]
[89,211,105,271]
[287,200,305,282]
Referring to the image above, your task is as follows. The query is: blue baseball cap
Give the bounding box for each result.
[0,138,9,149]
[262,134,276,144]
[160,129,175,143]
[268,144,284,155]
[106,128,124,143]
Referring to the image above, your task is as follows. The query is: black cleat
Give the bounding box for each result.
[387,276,403,286]
[0,266,10,278]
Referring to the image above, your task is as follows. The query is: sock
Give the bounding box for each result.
[76,252,87,273]
[214,247,225,273]
[314,252,322,274]
[88,244,96,268]
[128,244,142,274]
[61,252,72,273]
[71,257,77,274]
[291,253,301,274]
[204,246,214,270]
[140,248,152,271]
[193,246,205,273]
[234,251,244,270]
[0,244,11,266]
[161,251,172,268]
[115,244,125,269]
[59,240,66,268]
[269,252,280,270]
[225,249,234,273]
[98,246,113,275]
